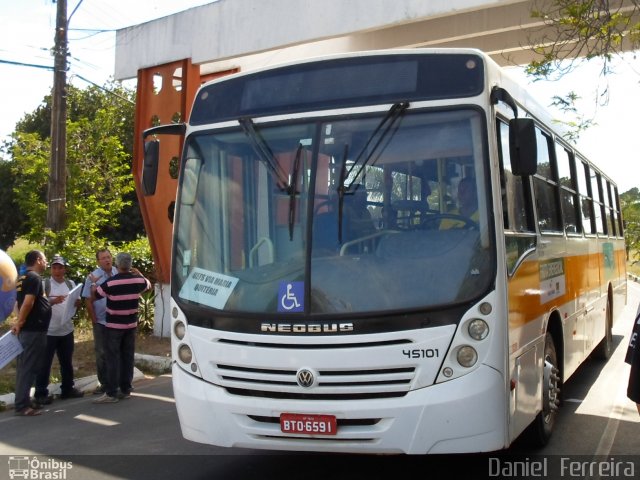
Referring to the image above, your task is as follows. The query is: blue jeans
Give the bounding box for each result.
[103,327,136,397]
[35,331,75,398]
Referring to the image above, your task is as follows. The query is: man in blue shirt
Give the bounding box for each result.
[82,248,117,395]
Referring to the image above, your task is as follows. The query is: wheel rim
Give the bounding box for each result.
[542,350,560,425]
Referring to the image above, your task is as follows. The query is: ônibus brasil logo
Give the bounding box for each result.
[8,456,73,480]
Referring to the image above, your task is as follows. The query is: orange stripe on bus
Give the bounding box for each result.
[508,248,626,328]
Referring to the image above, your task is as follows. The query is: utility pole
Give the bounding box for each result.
[47,0,68,232]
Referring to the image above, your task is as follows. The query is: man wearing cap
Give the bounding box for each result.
[34,255,84,406]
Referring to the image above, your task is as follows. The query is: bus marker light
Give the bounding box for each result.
[479,302,492,315]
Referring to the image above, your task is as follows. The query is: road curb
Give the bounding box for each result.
[0,354,171,410]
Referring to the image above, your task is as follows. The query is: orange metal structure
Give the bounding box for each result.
[132,59,237,283]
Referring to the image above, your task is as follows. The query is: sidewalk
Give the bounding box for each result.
[0,352,171,410]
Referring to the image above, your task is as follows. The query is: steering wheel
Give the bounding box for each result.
[420,213,478,230]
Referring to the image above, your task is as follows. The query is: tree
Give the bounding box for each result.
[0,159,26,250]
[525,1,640,137]
[5,82,144,254]
[528,1,640,79]
[621,188,640,261]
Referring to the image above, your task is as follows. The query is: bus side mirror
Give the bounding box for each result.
[142,140,160,196]
[509,118,537,176]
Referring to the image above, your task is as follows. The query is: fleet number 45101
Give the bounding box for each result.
[403,349,439,358]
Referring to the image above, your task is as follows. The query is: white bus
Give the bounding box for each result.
[142,48,627,454]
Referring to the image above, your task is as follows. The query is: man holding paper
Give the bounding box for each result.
[34,255,84,406]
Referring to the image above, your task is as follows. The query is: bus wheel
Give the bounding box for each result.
[592,299,613,361]
[527,333,561,447]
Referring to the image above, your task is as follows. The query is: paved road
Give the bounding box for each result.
[0,282,638,480]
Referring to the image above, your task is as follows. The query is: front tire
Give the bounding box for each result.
[525,332,561,447]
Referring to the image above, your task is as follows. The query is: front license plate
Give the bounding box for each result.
[280,413,337,435]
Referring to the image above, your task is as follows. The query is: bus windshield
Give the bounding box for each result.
[172,107,494,316]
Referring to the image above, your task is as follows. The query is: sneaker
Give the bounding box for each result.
[92,385,105,395]
[33,394,53,407]
[60,388,84,399]
[92,393,119,404]
[117,391,131,400]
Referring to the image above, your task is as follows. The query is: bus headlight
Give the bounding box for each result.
[178,344,193,364]
[457,346,478,367]
[174,320,186,340]
[468,318,489,340]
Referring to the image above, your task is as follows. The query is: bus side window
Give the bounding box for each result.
[590,169,606,234]
[532,128,562,233]
[555,143,581,235]
[497,120,531,232]
[575,158,595,234]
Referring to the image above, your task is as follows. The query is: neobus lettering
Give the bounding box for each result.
[403,349,439,359]
[261,323,354,333]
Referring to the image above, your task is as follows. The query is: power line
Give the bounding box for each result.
[0,59,53,71]
[71,73,134,104]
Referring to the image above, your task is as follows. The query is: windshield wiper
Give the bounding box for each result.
[288,143,303,241]
[239,117,289,191]
[336,101,409,240]
[345,101,409,185]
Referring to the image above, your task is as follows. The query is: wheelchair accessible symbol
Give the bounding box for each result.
[278,281,304,312]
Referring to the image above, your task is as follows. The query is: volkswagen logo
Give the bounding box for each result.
[296,368,316,388]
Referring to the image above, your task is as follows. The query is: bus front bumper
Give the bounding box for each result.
[171,362,507,455]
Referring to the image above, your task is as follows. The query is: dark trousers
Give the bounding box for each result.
[35,331,75,398]
[93,323,108,386]
[104,327,136,397]
[15,331,47,411]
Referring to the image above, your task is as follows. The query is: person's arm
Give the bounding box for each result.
[85,297,97,324]
[82,277,98,324]
[131,268,152,292]
[11,294,35,335]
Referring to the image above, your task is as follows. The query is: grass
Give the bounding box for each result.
[0,318,170,395]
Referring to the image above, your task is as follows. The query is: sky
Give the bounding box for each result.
[1,0,638,193]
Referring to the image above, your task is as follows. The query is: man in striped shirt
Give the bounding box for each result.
[92,252,151,404]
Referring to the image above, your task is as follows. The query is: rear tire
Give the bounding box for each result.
[592,298,613,361]
[525,332,561,447]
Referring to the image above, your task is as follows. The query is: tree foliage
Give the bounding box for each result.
[2,81,145,257]
[621,188,640,261]
[0,160,26,250]
[528,1,640,79]
[525,1,640,141]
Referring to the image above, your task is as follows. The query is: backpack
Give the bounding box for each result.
[44,277,74,296]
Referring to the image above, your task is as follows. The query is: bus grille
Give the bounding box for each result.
[215,364,415,400]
